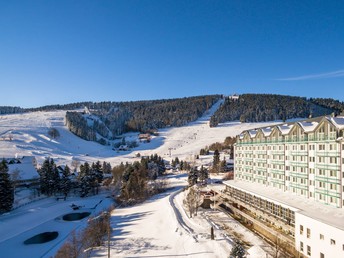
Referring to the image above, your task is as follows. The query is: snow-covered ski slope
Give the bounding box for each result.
[0,100,282,166]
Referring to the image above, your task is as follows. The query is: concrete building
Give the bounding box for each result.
[216,115,344,257]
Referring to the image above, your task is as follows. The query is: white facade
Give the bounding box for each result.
[230,115,344,257]
[295,213,344,258]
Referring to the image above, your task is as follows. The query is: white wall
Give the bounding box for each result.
[295,212,344,258]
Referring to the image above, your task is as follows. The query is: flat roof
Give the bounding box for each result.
[223,180,344,231]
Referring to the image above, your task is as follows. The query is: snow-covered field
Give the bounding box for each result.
[0,100,279,166]
[0,101,285,257]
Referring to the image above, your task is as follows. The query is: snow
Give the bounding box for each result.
[0,102,280,169]
[0,194,114,258]
[298,121,318,132]
[329,116,344,129]
[7,156,39,180]
[0,101,291,257]
[277,124,293,135]
[224,180,344,230]
[261,127,272,137]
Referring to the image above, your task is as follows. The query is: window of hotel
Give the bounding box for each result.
[329,144,336,150]
[300,241,304,251]
[319,182,325,188]
[310,157,315,162]
[307,246,311,256]
[330,239,336,245]
[330,183,337,191]
[318,144,325,151]
[300,225,304,235]
[330,157,337,164]
[320,234,324,240]
[307,228,311,238]
[330,170,337,177]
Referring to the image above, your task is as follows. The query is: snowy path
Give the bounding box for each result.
[93,174,230,258]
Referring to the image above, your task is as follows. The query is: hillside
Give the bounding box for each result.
[209,94,342,127]
[0,101,281,167]
[64,95,221,142]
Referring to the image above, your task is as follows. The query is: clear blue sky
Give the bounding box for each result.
[1,0,343,108]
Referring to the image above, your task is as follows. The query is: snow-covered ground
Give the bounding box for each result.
[87,174,276,258]
[0,193,114,258]
[0,100,280,166]
[0,101,287,257]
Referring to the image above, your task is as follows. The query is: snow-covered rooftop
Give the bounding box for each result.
[277,124,293,135]
[298,121,318,132]
[261,127,272,137]
[248,129,257,138]
[224,180,344,231]
[8,156,39,180]
[329,116,344,130]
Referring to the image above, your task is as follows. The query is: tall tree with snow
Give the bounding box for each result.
[39,158,60,196]
[0,159,14,213]
[60,165,72,198]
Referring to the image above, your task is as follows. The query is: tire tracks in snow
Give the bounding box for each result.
[169,188,199,242]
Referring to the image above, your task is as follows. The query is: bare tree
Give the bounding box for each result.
[183,186,202,217]
[71,159,80,173]
[48,127,60,139]
[272,234,289,258]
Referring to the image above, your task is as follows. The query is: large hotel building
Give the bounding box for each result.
[218,115,344,257]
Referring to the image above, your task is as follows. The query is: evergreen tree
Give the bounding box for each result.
[220,157,227,173]
[188,167,198,186]
[39,158,60,196]
[91,161,103,194]
[198,165,208,184]
[0,160,14,212]
[79,162,92,197]
[102,161,112,174]
[229,241,245,258]
[60,165,71,198]
[213,150,220,168]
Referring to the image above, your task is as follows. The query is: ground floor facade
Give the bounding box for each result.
[214,181,344,258]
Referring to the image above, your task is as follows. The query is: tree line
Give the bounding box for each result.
[64,95,220,142]
[209,94,340,127]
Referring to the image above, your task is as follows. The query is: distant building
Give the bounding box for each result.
[7,156,39,187]
[139,133,151,142]
[118,145,129,151]
[213,115,344,257]
[229,94,239,100]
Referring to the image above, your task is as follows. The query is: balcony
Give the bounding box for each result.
[290,161,308,167]
[315,163,340,170]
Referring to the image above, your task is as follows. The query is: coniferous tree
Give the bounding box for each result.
[0,160,14,212]
[91,161,103,194]
[198,165,208,184]
[213,150,220,168]
[39,158,60,196]
[229,241,245,258]
[60,165,72,198]
[79,162,92,197]
[188,167,198,186]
